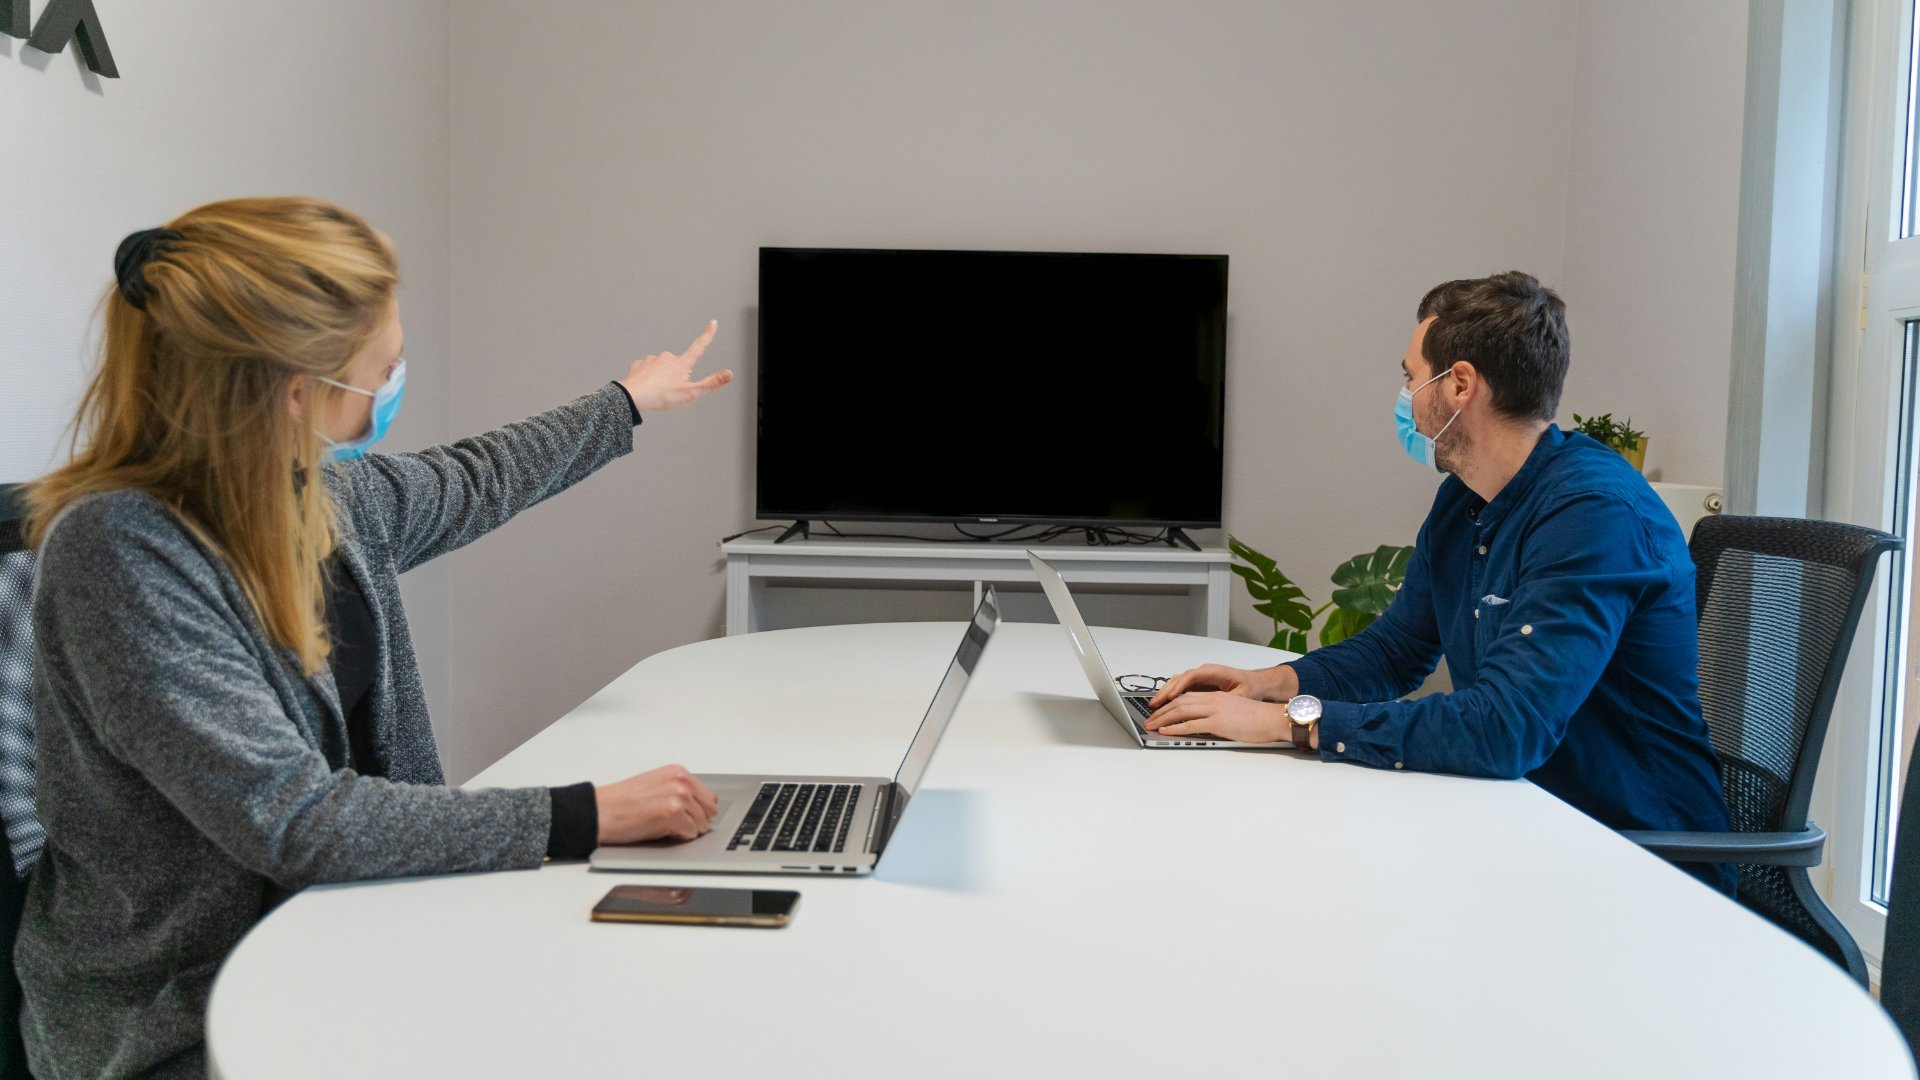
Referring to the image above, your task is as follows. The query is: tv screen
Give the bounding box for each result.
[756,247,1227,528]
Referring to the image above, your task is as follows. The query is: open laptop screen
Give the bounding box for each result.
[892,588,999,796]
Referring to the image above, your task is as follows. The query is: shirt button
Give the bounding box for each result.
[1335,742,1346,753]
[1474,609,1480,619]
[1394,761,1404,769]
[1521,624,1533,635]
[1477,546,1488,555]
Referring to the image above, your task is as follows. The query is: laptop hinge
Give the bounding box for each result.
[867,782,908,857]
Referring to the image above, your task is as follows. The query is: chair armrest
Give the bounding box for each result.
[1621,823,1826,867]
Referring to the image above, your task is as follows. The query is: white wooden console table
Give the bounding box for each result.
[721,538,1233,637]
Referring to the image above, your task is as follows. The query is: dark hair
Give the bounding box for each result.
[1416,271,1569,421]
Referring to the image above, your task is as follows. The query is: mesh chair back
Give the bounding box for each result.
[1692,514,1897,969]
[0,487,39,878]
[0,484,29,1079]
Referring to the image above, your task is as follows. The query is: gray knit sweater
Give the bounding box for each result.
[17,384,636,1079]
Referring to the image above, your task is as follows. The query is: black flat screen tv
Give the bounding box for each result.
[756,247,1227,528]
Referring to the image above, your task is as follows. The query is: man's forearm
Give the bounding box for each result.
[1256,664,1301,703]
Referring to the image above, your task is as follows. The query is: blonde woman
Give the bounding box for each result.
[19,197,729,1078]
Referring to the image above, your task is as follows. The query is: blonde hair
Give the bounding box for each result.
[25,197,399,673]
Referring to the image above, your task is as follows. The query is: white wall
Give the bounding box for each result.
[444,0,1586,781]
[1558,0,1750,489]
[0,1,457,731]
[1,2,1755,788]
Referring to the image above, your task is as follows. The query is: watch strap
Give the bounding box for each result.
[1290,720,1315,751]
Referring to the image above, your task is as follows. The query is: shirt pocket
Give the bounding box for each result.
[1473,589,1515,656]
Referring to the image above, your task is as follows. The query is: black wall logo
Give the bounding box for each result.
[2,0,118,79]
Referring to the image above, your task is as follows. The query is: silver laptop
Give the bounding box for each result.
[591,588,1000,876]
[1028,552,1289,751]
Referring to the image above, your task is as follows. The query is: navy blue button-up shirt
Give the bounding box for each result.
[1289,426,1732,890]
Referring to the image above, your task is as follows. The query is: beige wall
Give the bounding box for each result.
[0,1,458,737]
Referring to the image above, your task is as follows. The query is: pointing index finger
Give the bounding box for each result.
[682,319,719,364]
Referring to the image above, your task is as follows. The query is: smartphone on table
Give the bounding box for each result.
[590,885,800,928]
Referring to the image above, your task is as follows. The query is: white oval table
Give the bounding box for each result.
[207,622,1916,1079]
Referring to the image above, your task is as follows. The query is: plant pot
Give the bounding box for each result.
[1616,437,1648,474]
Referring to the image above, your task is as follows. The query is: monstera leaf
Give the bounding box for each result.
[1229,534,1312,652]
[1319,606,1378,647]
[1231,537,1414,654]
[1329,545,1414,616]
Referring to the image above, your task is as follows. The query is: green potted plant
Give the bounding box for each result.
[1570,412,1648,473]
[1229,535,1414,653]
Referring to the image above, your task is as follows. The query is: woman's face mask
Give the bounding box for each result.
[320,358,406,462]
[1394,367,1459,473]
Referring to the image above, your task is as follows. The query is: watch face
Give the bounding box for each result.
[1287,695,1323,723]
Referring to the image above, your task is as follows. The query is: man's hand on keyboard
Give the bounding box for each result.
[1149,663,1297,709]
[1143,692,1291,744]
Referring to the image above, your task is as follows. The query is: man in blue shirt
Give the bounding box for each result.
[1146,271,1734,893]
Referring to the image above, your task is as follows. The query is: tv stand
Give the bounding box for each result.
[721,537,1232,637]
[774,520,810,544]
[1164,527,1201,552]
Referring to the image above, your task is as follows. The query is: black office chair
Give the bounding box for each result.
[1623,515,1898,988]
[1881,741,1920,1058]
[0,483,37,1077]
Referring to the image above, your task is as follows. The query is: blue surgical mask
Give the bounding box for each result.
[1395,369,1459,473]
[320,358,406,462]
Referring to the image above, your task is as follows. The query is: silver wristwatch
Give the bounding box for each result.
[1286,695,1323,750]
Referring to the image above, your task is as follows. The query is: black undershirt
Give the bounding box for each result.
[314,382,640,861]
[322,556,598,860]
[321,555,380,769]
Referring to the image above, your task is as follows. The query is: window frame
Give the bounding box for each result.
[1819,0,1920,977]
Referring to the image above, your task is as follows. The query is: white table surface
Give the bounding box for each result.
[206,622,1916,1079]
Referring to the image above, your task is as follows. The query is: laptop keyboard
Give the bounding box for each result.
[727,782,860,853]
[1125,696,1156,723]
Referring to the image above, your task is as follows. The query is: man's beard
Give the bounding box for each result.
[1429,409,1468,475]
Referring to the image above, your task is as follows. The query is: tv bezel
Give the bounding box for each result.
[754,245,1228,530]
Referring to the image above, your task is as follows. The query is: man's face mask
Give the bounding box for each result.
[320,358,406,462]
[1395,367,1459,473]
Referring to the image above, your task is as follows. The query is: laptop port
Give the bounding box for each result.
[819,865,833,871]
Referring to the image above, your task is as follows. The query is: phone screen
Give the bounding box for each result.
[592,885,800,925]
